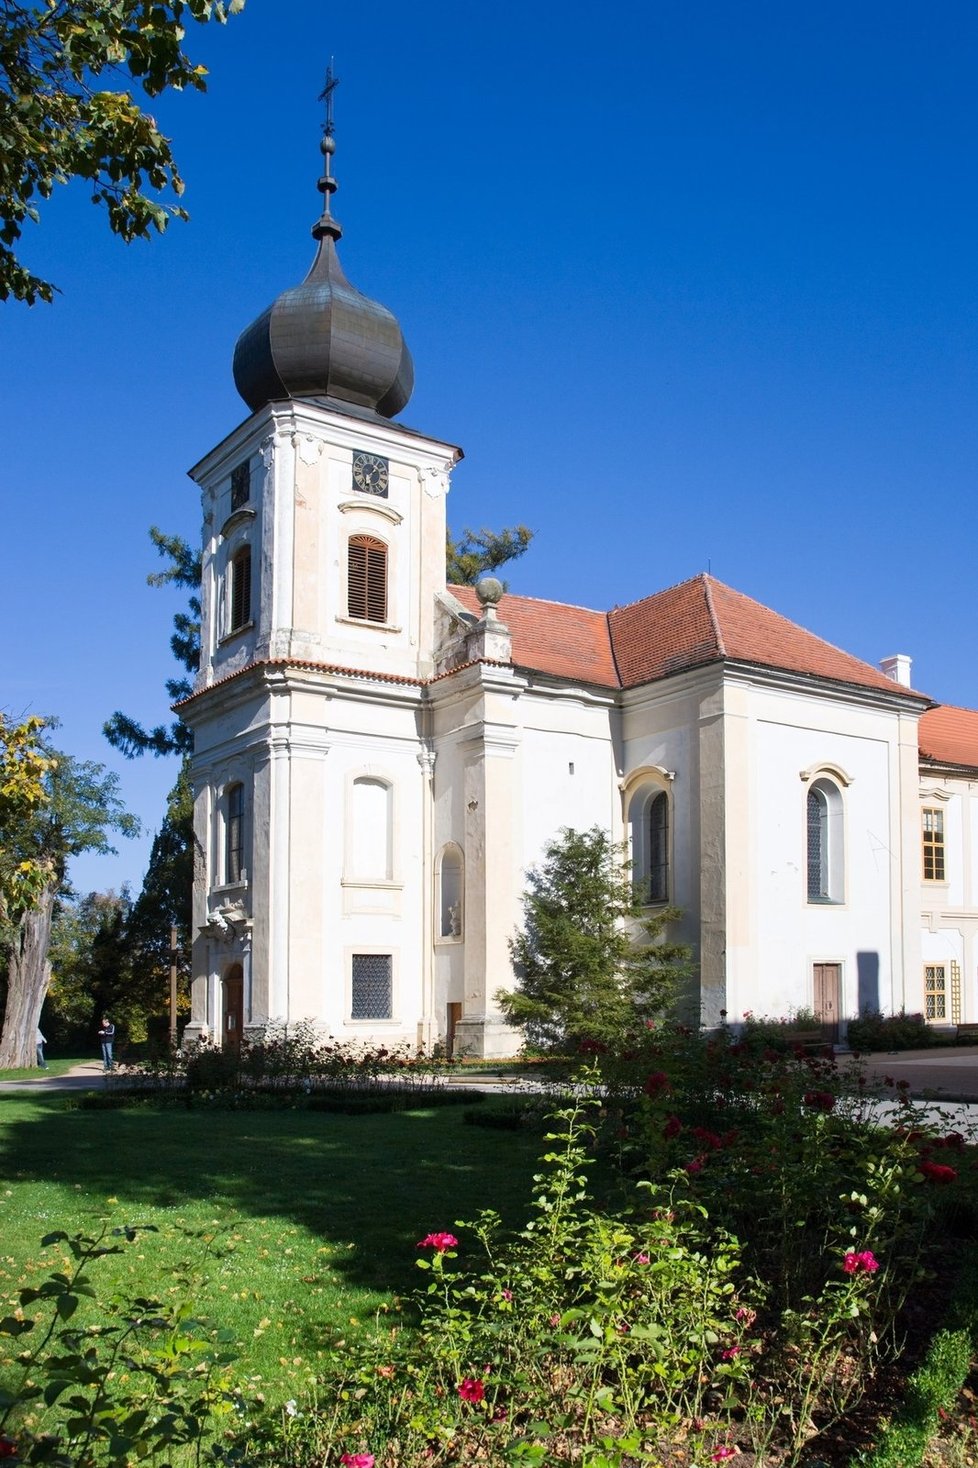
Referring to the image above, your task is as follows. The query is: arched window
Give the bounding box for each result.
[225,782,245,884]
[350,776,393,880]
[229,546,252,632]
[628,784,671,904]
[648,792,669,903]
[438,844,464,938]
[806,777,844,903]
[348,535,388,623]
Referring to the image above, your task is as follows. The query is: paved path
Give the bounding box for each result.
[4,1048,978,1125]
[0,1060,112,1093]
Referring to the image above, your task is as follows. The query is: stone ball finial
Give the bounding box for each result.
[475,576,504,610]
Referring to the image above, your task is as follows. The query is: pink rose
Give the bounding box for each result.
[416,1232,458,1251]
[340,1455,375,1468]
[842,1249,880,1275]
[458,1376,485,1404]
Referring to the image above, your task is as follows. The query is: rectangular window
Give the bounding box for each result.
[226,784,244,884]
[231,461,251,511]
[348,536,388,623]
[922,808,945,881]
[351,954,393,1019]
[230,548,252,631]
[924,963,947,1021]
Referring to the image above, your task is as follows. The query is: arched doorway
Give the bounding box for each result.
[222,964,244,1053]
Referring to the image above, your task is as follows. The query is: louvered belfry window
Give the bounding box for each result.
[230,547,252,631]
[348,535,388,623]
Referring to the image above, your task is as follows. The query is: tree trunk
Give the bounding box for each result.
[0,885,55,1068]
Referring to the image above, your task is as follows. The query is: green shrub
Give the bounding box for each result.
[186,1045,241,1090]
[847,1010,936,1052]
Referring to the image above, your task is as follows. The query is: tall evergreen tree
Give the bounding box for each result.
[446,525,533,586]
[499,826,691,1052]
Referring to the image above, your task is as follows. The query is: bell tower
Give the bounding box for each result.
[180,74,461,1049]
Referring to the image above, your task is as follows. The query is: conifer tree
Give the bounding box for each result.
[498,826,691,1052]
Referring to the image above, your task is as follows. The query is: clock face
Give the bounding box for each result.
[352,451,390,497]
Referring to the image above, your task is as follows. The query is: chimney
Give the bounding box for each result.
[880,653,913,689]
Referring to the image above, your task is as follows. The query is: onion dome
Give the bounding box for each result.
[232,78,413,419]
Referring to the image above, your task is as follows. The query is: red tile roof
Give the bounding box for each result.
[448,584,619,688]
[450,574,923,699]
[919,705,978,770]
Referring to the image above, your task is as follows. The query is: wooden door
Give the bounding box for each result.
[223,965,244,1054]
[446,1002,462,1059]
[813,962,842,1043]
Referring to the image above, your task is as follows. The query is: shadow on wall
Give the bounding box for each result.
[857,951,880,1015]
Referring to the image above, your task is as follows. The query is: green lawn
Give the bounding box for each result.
[0,1055,89,1081]
[0,1094,546,1404]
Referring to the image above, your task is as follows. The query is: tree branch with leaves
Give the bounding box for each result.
[1,0,244,304]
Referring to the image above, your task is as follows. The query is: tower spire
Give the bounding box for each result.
[314,59,341,242]
[231,65,414,419]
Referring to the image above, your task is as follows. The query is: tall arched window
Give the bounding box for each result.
[437,844,464,938]
[350,776,393,880]
[648,792,669,903]
[229,546,252,632]
[225,782,245,884]
[348,535,388,623]
[806,777,844,903]
[628,784,671,904]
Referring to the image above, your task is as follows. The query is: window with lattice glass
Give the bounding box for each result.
[922,808,945,881]
[924,963,947,1021]
[351,954,392,1019]
[807,787,828,899]
[348,535,388,623]
[230,547,252,631]
[648,792,669,902]
[806,777,844,903]
[226,783,244,884]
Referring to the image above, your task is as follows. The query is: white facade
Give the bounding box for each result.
[179,384,953,1054]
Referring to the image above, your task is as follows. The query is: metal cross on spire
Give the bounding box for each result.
[319,59,339,139]
[313,58,342,242]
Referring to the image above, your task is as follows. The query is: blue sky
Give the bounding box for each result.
[2,0,976,897]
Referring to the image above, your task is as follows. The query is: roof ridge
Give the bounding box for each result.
[448,582,606,616]
[608,570,712,618]
[711,578,928,690]
[701,574,726,658]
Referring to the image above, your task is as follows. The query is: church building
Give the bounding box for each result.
[178,111,978,1056]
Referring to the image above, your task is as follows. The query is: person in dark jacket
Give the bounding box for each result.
[98,1016,115,1072]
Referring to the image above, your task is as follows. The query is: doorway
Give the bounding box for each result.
[223,964,244,1054]
[813,962,842,1044]
[446,1002,462,1059]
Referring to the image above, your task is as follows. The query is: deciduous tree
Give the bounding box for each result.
[498,826,691,1052]
[0,737,138,1068]
[1,0,244,304]
[0,713,57,925]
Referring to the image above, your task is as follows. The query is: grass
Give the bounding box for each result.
[0,1093,548,1404]
[0,1055,89,1081]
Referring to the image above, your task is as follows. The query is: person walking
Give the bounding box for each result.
[36,1027,47,1069]
[98,1015,115,1072]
